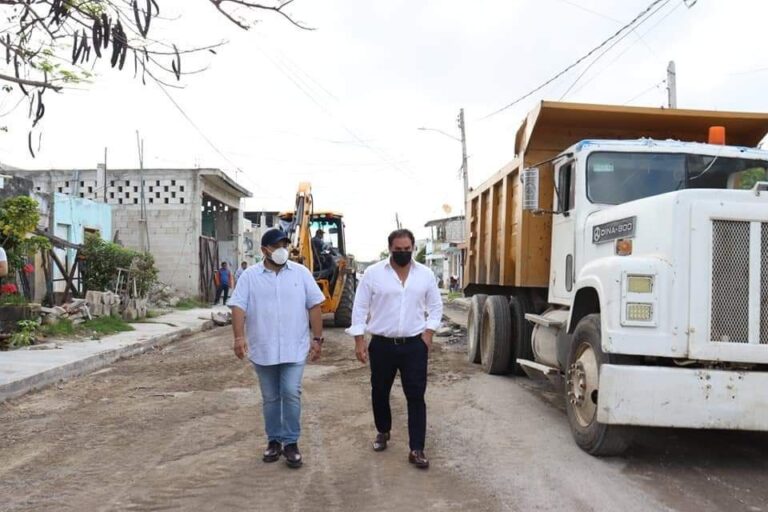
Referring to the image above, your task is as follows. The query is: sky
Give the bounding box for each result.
[1,0,767,260]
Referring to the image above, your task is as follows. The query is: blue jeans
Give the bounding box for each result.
[252,362,305,445]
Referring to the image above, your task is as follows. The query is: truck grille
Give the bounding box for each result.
[710,220,768,344]
[762,223,768,344]
[710,220,750,343]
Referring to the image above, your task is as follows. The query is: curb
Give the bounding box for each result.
[0,320,216,404]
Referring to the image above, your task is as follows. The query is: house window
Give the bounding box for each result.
[180,197,185,204]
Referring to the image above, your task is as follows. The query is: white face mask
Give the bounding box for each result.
[269,247,289,266]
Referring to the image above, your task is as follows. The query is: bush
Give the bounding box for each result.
[81,234,158,296]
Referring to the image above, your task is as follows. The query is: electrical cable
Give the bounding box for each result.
[482,0,672,120]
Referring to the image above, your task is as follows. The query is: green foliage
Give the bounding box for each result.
[41,318,75,338]
[0,294,28,305]
[175,298,209,310]
[734,167,767,190]
[40,316,133,339]
[10,319,38,348]
[81,316,134,336]
[81,234,158,296]
[379,250,390,260]
[415,246,426,264]
[0,196,51,274]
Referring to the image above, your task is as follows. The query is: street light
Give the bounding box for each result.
[417,108,468,215]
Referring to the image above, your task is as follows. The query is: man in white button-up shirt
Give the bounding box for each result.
[346,229,443,469]
[229,228,326,469]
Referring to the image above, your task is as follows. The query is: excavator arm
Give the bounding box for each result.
[286,182,315,272]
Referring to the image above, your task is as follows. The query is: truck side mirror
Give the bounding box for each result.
[521,167,540,211]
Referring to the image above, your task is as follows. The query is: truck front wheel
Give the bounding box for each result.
[565,314,631,456]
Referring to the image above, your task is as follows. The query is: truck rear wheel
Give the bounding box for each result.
[480,295,512,375]
[333,274,355,328]
[509,294,534,376]
[565,314,630,456]
[466,294,487,364]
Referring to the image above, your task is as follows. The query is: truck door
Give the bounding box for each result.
[550,160,576,304]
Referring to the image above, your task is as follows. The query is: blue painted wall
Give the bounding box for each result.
[53,193,112,244]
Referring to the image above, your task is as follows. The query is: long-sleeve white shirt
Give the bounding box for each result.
[346,259,443,338]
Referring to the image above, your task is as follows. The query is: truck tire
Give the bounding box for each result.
[466,294,487,364]
[565,314,631,456]
[509,294,535,375]
[333,274,355,328]
[480,295,512,375]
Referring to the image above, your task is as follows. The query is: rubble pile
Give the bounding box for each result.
[148,283,181,308]
[435,317,466,345]
[40,299,93,326]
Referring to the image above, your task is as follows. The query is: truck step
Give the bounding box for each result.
[524,313,565,328]
[517,359,563,388]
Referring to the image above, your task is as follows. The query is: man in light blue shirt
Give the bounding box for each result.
[229,228,326,469]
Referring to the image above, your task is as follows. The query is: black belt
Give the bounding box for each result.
[372,334,422,345]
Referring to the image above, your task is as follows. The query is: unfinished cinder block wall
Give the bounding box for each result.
[9,168,251,298]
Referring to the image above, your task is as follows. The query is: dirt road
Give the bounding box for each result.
[2,305,768,511]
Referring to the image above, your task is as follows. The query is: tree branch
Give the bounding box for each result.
[0,72,62,91]
[212,0,314,30]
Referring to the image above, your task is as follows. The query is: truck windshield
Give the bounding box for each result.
[586,151,768,205]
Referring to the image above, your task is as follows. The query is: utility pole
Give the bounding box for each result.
[136,131,150,253]
[395,213,402,230]
[457,108,469,214]
[667,61,677,109]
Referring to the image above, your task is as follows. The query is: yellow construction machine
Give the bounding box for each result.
[279,183,356,327]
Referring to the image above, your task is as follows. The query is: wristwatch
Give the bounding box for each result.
[313,336,324,345]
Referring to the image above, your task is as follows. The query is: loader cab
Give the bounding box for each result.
[309,212,347,256]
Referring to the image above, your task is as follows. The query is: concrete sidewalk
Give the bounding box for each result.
[0,307,229,403]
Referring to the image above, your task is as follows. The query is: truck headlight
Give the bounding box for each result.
[626,303,653,322]
[627,275,653,294]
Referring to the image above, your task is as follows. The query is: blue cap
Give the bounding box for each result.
[261,228,290,247]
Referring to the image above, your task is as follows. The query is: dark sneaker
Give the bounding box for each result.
[283,443,303,469]
[372,432,390,452]
[408,450,429,469]
[262,440,282,463]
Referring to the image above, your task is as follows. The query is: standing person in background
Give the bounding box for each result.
[346,228,443,469]
[213,261,233,305]
[234,261,248,287]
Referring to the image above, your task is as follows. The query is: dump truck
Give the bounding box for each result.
[464,101,768,455]
[279,183,356,327]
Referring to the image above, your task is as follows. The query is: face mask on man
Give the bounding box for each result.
[268,247,290,266]
[391,251,412,267]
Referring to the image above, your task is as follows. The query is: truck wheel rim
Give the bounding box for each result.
[567,343,599,428]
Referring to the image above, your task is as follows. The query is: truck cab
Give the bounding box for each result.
[464,101,768,455]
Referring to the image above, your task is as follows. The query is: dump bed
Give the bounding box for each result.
[465,101,768,290]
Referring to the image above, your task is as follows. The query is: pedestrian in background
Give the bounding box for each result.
[347,228,443,469]
[213,261,233,305]
[234,261,248,287]
[229,228,325,468]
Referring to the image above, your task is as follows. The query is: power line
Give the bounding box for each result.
[151,78,269,196]
[565,0,686,99]
[559,0,671,100]
[622,79,666,105]
[255,41,425,186]
[482,0,671,120]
